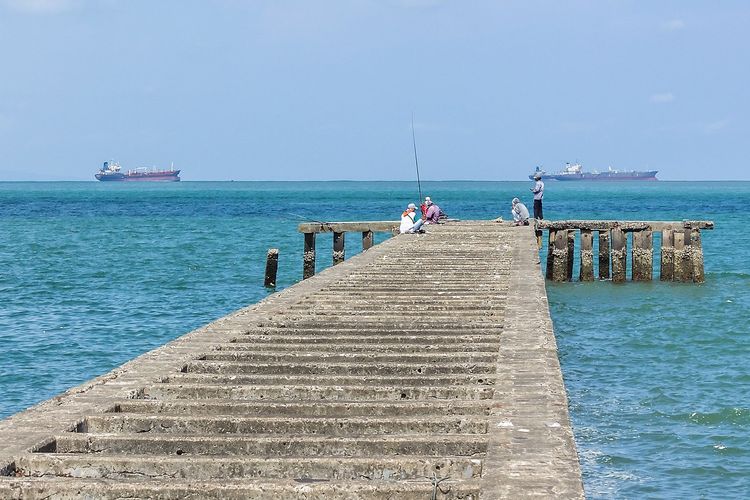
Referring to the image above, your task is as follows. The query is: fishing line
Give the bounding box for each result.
[411,113,423,203]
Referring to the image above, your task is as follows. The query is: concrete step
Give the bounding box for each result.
[80,415,489,435]
[163,373,497,387]
[15,454,483,481]
[260,314,500,322]
[232,329,503,338]
[113,400,494,418]
[252,321,502,330]
[48,433,488,457]
[217,342,500,352]
[199,352,498,363]
[286,304,503,313]
[211,343,499,359]
[182,360,497,376]
[0,477,481,499]
[142,383,495,401]
[227,334,499,345]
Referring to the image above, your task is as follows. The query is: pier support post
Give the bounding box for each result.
[303,233,316,279]
[611,227,626,283]
[362,230,374,251]
[264,248,279,287]
[691,228,705,283]
[598,230,610,280]
[546,229,556,280]
[552,230,569,282]
[680,228,694,282]
[673,230,689,282]
[333,231,345,265]
[566,230,575,281]
[660,229,674,281]
[580,229,594,281]
[632,230,653,281]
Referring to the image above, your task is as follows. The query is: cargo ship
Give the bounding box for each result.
[529,163,657,181]
[95,161,181,182]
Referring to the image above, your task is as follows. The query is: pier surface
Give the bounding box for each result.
[0,221,583,499]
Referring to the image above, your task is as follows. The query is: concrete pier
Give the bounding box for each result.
[0,222,583,499]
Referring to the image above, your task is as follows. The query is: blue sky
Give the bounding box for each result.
[0,0,747,180]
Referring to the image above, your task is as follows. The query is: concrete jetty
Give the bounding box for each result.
[0,221,584,499]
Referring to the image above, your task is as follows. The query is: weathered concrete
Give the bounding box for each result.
[0,222,583,499]
[537,220,714,231]
[660,229,675,281]
[598,230,610,280]
[579,229,594,281]
[631,230,653,281]
[539,220,712,283]
[264,247,279,287]
[611,227,627,283]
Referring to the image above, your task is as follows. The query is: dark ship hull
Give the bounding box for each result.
[96,170,181,181]
[530,163,658,181]
[548,170,658,181]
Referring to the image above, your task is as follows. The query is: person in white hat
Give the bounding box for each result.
[531,172,544,219]
[400,203,425,234]
[511,197,530,226]
[420,197,431,218]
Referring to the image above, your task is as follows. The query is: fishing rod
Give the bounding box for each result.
[411,113,423,203]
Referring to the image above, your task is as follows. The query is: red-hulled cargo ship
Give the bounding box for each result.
[95,161,181,182]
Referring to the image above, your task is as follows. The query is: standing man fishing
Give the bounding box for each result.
[531,172,544,219]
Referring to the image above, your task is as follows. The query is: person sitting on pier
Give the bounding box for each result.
[420,197,431,218]
[400,203,425,234]
[424,198,443,224]
[511,198,530,226]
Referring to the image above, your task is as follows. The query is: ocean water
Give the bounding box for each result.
[0,180,748,498]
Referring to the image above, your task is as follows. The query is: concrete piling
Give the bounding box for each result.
[691,228,704,283]
[333,231,345,265]
[631,230,653,281]
[611,227,627,283]
[546,229,556,280]
[580,229,594,281]
[673,230,686,281]
[566,230,575,281]
[598,230,610,280]
[303,232,316,279]
[680,228,694,283]
[660,229,674,281]
[362,230,374,251]
[264,248,279,288]
[552,229,569,282]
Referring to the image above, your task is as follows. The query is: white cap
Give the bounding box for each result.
[407,203,416,209]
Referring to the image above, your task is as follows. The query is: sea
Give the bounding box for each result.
[0,180,748,498]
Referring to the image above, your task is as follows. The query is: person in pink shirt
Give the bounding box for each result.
[424,198,442,224]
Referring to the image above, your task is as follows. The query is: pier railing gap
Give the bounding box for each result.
[537,220,713,283]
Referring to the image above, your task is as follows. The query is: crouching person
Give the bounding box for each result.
[511,198,530,226]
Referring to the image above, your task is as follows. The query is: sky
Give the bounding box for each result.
[0,0,748,181]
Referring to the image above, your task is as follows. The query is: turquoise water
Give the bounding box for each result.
[1,181,748,498]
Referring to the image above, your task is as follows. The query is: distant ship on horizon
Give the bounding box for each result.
[95,161,181,182]
[530,163,658,181]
